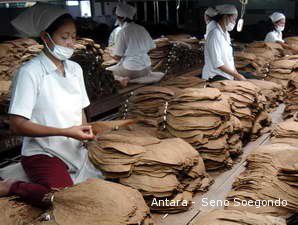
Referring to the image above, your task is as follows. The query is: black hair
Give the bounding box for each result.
[123,18,133,23]
[45,13,75,36]
[269,19,276,32]
[117,16,133,24]
[211,14,225,23]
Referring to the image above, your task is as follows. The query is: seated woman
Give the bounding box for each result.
[264,12,297,53]
[265,12,286,44]
[106,3,164,87]
[202,4,246,81]
[0,3,101,207]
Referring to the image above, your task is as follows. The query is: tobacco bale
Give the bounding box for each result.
[0,197,42,225]
[51,179,152,225]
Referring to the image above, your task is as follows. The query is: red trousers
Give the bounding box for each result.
[9,154,73,208]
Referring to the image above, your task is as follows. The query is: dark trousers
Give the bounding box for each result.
[9,155,73,208]
[208,71,258,82]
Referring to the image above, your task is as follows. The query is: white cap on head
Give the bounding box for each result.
[216,4,238,15]
[11,3,68,37]
[116,3,136,20]
[205,7,218,17]
[270,12,286,23]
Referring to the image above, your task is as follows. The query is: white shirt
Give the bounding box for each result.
[265,30,284,43]
[204,20,217,40]
[9,52,90,171]
[108,26,122,46]
[113,22,155,71]
[202,23,235,80]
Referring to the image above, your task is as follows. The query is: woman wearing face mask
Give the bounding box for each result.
[202,4,246,81]
[0,4,100,207]
[265,12,286,43]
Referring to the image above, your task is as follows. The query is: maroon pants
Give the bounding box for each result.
[9,155,73,208]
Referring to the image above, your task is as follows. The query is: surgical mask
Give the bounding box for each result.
[276,26,285,32]
[45,33,74,61]
[226,22,236,32]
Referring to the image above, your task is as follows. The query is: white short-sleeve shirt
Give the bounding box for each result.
[113,22,155,71]
[265,30,284,43]
[202,23,235,80]
[108,26,122,46]
[204,20,217,40]
[9,52,90,171]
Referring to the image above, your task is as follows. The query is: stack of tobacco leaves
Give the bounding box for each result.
[209,80,271,140]
[88,129,213,213]
[227,143,298,216]
[266,56,298,88]
[159,87,242,170]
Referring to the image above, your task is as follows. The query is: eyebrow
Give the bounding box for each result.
[61,32,77,36]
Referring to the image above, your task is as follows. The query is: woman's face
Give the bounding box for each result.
[43,19,76,49]
[275,18,286,28]
[225,14,237,24]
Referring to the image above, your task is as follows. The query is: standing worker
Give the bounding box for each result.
[202,4,246,81]
[0,3,101,207]
[107,3,164,87]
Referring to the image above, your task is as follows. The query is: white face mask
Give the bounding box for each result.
[45,34,74,61]
[226,22,236,32]
[276,26,285,32]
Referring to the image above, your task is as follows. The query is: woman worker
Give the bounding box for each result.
[0,3,100,207]
[265,12,286,43]
[107,3,164,87]
[202,4,246,81]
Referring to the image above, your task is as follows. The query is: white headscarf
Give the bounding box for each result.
[205,7,218,17]
[116,3,136,20]
[11,3,68,38]
[270,12,286,23]
[216,4,238,15]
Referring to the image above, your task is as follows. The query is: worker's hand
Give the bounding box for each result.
[63,125,95,141]
[234,73,246,81]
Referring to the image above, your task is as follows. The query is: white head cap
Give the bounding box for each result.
[116,3,136,20]
[205,7,218,17]
[11,3,68,37]
[216,4,238,15]
[270,12,286,23]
